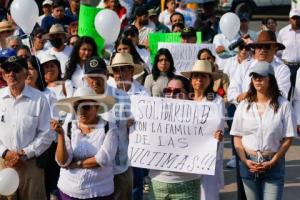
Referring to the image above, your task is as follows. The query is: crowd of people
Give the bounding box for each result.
[0,0,299,200]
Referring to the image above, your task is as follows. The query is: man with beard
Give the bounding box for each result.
[278,9,300,98]
[132,5,155,47]
[43,24,72,78]
[228,30,291,104]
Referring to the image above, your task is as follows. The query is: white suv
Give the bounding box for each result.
[219,0,291,16]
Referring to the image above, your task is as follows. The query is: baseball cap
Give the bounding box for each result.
[123,25,139,37]
[84,56,107,74]
[148,8,158,17]
[181,27,196,38]
[1,56,28,72]
[135,5,148,17]
[249,61,274,77]
[239,12,250,21]
[0,48,16,63]
[43,0,53,6]
[289,9,300,18]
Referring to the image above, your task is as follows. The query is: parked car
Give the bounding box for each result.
[218,0,291,17]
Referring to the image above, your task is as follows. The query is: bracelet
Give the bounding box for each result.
[2,149,9,159]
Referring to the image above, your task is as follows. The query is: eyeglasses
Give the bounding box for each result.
[73,104,93,112]
[239,45,250,51]
[163,87,183,95]
[112,66,132,73]
[255,44,272,50]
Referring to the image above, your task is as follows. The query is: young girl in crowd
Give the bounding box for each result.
[144,48,175,97]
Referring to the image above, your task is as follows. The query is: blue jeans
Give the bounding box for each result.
[239,155,285,200]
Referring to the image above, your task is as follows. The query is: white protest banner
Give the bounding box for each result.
[128,96,223,175]
[158,42,216,73]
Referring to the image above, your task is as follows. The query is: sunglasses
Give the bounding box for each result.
[73,104,93,112]
[251,73,267,79]
[255,44,272,50]
[163,87,183,95]
[239,45,250,51]
[4,67,22,74]
[112,66,132,73]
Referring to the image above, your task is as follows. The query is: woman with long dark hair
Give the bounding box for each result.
[181,60,225,200]
[144,48,175,96]
[231,61,296,200]
[64,36,98,90]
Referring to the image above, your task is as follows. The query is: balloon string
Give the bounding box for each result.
[29,36,46,89]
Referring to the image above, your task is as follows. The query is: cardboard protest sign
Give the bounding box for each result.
[128,96,223,175]
[158,43,216,73]
[78,4,104,56]
[149,32,202,64]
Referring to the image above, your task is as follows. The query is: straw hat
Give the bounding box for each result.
[55,87,115,114]
[0,21,14,33]
[246,30,285,50]
[45,24,69,39]
[107,52,144,75]
[181,60,218,79]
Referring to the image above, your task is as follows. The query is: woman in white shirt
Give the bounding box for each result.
[230,61,296,200]
[50,87,118,200]
[64,37,98,90]
[181,60,225,200]
[148,75,201,200]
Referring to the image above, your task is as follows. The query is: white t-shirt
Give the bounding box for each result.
[159,10,172,30]
[230,97,296,152]
[46,45,73,77]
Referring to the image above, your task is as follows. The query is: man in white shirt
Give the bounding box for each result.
[0,56,54,200]
[107,52,149,200]
[277,9,300,97]
[83,56,133,200]
[228,30,291,104]
[44,24,72,78]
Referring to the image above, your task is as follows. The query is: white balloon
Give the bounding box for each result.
[10,0,39,34]
[0,168,19,196]
[219,12,241,40]
[94,9,121,44]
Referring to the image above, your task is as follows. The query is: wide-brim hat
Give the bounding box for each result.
[0,21,14,33]
[181,60,218,79]
[44,24,69,39]
[107,52,144,75]
[246,30,285,50]
[55,87,115,114]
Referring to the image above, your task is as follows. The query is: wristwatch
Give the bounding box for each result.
[76,160,83,168]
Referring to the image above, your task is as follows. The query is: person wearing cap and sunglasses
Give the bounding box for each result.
[228,30,291,104]
[0,56,54,200]
[230,61,296,200]
[278,9,300,97]
[51,87,118,200]
[148,8,170,33]
[181,60,225,200]
[0,48,16,88]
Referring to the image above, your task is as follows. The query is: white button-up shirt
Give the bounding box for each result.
[227,58,291,104]
[277,25,300,62]
[292,68,300,124]
[230,97,296,152]
[57,119,118,199]
[0,85,54,158]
